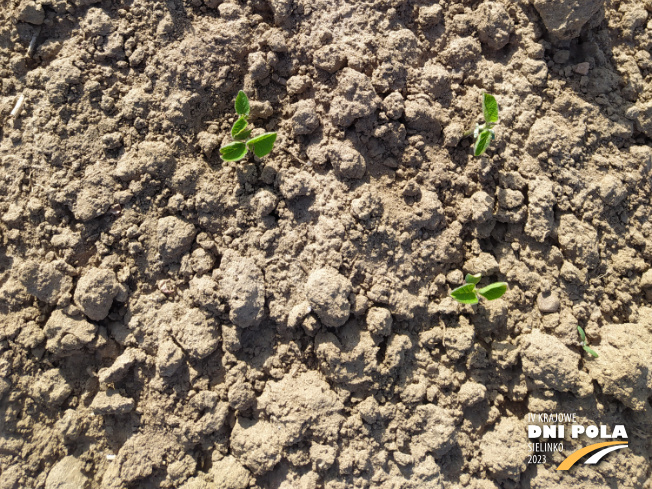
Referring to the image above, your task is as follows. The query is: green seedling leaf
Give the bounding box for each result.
[474,129,493,156]
[247,132,277,158]
[578,326,598,357]
[220,141,248,161]
[235,90,250,116]
[234,129,252,141]
[483,93,499,124]
[583,345,599,358]
[451,283,479,304]
[231,116,250,140]
[465,273,482,285]
[477,282,508,301]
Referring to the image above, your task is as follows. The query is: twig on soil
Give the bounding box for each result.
[10,94,25,119]
[28,29,40,58]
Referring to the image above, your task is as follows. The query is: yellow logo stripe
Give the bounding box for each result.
[556,441,628,470]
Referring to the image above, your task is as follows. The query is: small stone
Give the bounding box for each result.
[573,62,590,75]
[129,47,146,67]
[537,291,560,313]
[553,50,570,64]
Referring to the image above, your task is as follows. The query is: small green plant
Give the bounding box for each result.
[577,326,598,358]
[219,91,277,162]
[463,93,499,157]
[450,273,507,304]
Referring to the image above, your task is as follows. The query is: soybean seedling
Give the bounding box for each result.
[219,91,277,161]
[450,273,507,305]
[577,326,598,358]
[463,93,499,156]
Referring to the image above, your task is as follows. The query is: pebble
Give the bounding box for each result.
[573,62,590,75]
[553,50,570,64]
[537,291,560,313]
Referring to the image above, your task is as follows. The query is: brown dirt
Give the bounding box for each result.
[1,0,652,487]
